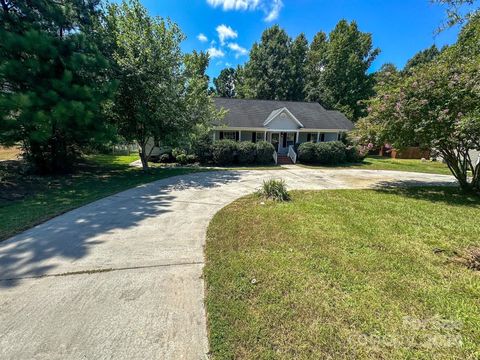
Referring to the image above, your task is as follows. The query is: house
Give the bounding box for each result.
[213,98,353,157]
[145,98,354,163]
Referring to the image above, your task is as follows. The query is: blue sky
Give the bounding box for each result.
[138,0,464,81]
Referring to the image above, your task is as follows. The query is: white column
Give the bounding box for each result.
[212,131,216,141]
[296,131,300,143]
[317,132,320,142]
[238,130,242,142]
[264,131,267,141]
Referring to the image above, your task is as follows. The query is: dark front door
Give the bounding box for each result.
[271,133,279,152]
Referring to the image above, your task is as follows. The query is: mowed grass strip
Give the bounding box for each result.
[205,188,480,359]
[300,155,452,175]
[0,155,204,241]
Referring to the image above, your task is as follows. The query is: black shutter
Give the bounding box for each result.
[282,132,287,148]
[320,133,325,142]
[235,131,239,141]
[252,132,256,143]
[294,132,297,144]
[219,131,224,140]
[307,133,311,142]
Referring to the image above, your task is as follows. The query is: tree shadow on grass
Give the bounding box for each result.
[372,184,480,208]
[0,171,241,287]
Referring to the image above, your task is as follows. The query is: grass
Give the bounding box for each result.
[0,154,204,241]
[299,155,452,175]
[205,187,480,359]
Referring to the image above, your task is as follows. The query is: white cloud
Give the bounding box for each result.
[206,0,283,22]
[207,0,260,11]
[197,33,208,42]
[228,42,248,58]
[264,0,282,22]
[207,47,225,58]
[216,24,238,45]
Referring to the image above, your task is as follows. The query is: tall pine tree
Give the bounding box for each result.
[243,26,293,100]
[305,20,379,121]
[0,0,113,173]
[288,33,308,101]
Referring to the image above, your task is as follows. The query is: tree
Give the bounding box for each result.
[213,67,237,98]
[304,20,380,121]
[0,0,113,173]
[403,45,440,74]
[288,33,308,101]
[361,15,480,192]
[432,0,479,30]
[102,0,220,170]
[242,26,293,100]
[374,63,401,87]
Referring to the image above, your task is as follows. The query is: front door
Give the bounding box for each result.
[271,133,279,152]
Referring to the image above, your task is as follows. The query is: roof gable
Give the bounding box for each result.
[263,107,304,129]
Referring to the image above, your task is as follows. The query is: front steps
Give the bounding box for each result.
[277,154,293,165]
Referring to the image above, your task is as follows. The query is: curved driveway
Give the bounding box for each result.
[0,168,455,359]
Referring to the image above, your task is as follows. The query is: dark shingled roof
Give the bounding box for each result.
[214,98,354,130]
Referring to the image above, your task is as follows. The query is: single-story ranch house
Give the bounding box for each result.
[146,98,354,164]
[212,98,353,163]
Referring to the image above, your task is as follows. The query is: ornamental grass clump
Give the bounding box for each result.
[258,179,290,202]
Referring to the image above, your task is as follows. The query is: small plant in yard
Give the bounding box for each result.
[258,179,290,201]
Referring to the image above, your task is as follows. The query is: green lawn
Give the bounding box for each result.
[205,188,480,359]
[0,155,203,241]
[300,155,452,175]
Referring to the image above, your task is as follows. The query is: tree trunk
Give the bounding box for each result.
[139,143,149,171]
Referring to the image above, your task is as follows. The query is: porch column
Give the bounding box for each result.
[212,131,216,141]
[317,132,320,142]
[264,131,267,141]
[296,130,300,144]
[239,130,242,142]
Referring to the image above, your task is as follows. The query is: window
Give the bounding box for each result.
[306,133,319,142]
[256,132,265,142]
[221,131,236,140]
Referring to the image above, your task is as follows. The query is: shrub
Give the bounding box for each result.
[237,141,256,164]
[258,179,290,201]
[159,153,171,163]
[172,147,186,159]
[186,154,197,164]
[193,132,213,164]
[345,146,366,163]
[298,141,347,165]
[176,153,188,165]
[298,142,317,163]
[323,141,346,164]
[212,140,237,165]
[255,141,275,164]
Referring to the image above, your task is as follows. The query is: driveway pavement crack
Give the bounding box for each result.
[0,261,205,283]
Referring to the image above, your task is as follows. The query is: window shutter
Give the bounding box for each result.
[307,133,311,142]
[320,133,325,142]
[294,133,297,144]
[219,131,224,140]
[252,132,256,143]
[235,131,239,141]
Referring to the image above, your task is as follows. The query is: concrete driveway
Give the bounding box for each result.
[0,168,455,359]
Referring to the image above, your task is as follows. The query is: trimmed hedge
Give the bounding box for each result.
[255,141,275,164]
[212,140,237,165]
[237,141,256,164]
[298,141,353,165]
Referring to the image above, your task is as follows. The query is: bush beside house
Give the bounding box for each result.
[255,141,275,164]
[298,141,365,165]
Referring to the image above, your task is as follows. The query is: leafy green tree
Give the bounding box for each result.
[304,31,328,105]
[243,25,293,100]
[433,0,479,30]
[288,33,308,101]
[213,67,237,98]
[305,20,379,121]
[102,0,220,170]
[361,15,480,192]
[403,45,440,74]
[0,0,113,173]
